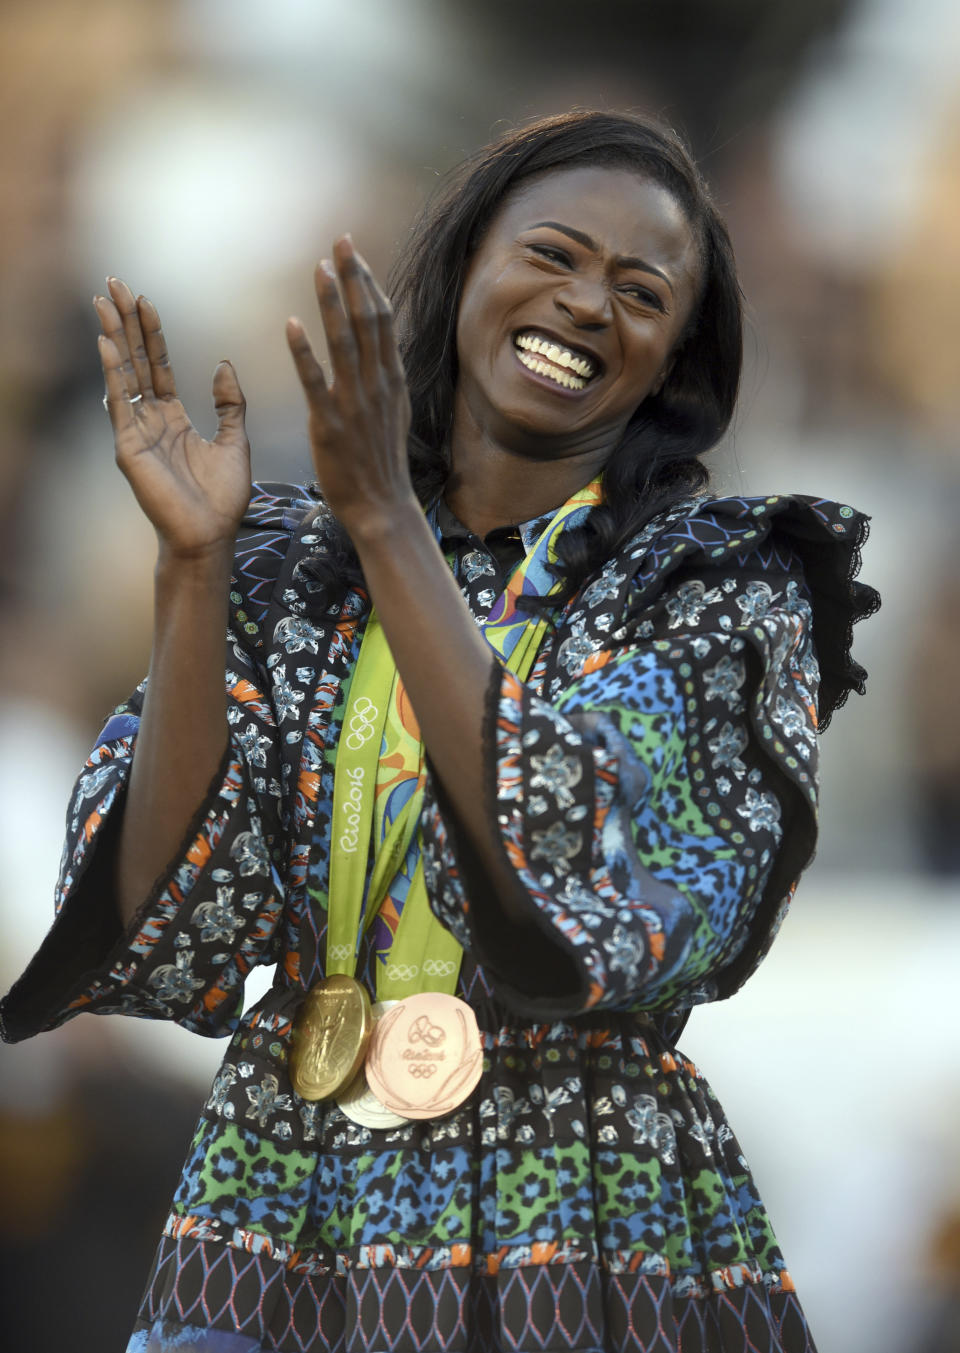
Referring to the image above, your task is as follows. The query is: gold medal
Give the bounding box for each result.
[365,992,483,1120]
[289,974,373,1101]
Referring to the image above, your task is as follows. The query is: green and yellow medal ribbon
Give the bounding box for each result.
[327,475,603,1000]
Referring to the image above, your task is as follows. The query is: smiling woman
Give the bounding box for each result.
[453,167,699,457]
[0,110,877,1353]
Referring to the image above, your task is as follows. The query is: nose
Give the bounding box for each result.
[554,276,612,330]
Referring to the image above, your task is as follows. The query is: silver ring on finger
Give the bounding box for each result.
[102,393,143,409]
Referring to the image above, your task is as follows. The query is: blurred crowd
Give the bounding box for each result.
[1,1,958,1349]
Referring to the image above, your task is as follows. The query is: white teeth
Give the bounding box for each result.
[514,332,596,380]
[516,349,586,390]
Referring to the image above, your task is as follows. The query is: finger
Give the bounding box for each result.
[286,317,332,410]
[353,247,405,383]
[332,235,380,371]
[313,258,358,383]
[94,292,139,399]
[106,276,154,398]
[211,360,249,451]
[97,334,139,437]
[138,296,178,399]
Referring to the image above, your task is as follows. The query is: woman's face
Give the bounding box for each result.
[454,164,701,458]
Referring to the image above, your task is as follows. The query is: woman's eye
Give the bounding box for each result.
[529,244,570,265]
[620,285,665,311]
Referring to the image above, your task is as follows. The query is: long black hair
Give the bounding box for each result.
[313,110,742,603]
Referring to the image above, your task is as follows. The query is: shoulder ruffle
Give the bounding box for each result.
[231,481,319,641]
[241,480,318,533]
[619,494,880,731]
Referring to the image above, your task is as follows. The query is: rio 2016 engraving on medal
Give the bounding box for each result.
[289,974,373,1102]
[365,992,483,1120]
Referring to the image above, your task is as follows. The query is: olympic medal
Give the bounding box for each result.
[365,992,483,1120]
[289,975,373,1101]
[336,1003,410,1129]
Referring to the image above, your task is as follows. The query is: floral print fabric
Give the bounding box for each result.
[0,483,878,1352]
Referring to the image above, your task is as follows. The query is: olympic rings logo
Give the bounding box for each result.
[385,963,419,981]
[407,1063,438,1079]
[422,959,456,977]
[345,697,379,751]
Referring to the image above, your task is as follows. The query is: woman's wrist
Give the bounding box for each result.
[155,537,237,586]
[341,493,428,557]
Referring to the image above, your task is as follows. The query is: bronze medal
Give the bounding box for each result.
[289,975,373,1102]
[365,992,483,1120]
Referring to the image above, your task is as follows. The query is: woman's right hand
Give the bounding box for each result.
[95,277,252,560]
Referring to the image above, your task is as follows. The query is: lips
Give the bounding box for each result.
[513,329,601,391]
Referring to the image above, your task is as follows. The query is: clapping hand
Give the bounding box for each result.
[95,278,252,559]
[285,236,416,537]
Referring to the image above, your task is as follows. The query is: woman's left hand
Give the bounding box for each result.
[286,236,416,536]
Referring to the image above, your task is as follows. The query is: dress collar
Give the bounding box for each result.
[434,497,558,557]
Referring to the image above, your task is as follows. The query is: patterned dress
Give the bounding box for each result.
[0,482,878,1353]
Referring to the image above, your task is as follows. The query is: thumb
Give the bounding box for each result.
[212,360,248,446]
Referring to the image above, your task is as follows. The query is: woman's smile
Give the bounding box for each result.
[512,328,601,392]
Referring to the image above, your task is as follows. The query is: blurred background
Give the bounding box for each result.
[1,0,959,1348]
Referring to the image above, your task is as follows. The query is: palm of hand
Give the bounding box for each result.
[96,278,252,557]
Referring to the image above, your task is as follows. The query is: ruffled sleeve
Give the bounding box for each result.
[0,483,316,1045]
[421,494,879,1020]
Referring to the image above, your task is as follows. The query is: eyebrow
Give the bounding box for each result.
[529,220,674,293]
